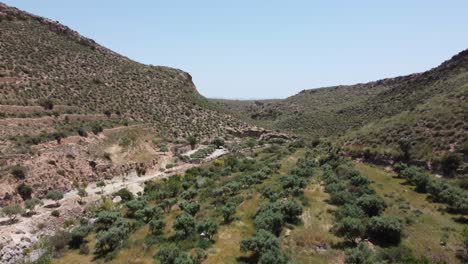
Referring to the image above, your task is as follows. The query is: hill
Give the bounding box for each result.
[0,3,247,142]
[0,3,263,209]
[216,49,468,161]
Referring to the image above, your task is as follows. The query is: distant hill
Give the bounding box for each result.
[0,3,246,141]
[216,49,468,161]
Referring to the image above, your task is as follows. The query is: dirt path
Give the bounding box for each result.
[0,148,229,264]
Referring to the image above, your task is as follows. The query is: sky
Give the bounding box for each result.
[4,1,468,99]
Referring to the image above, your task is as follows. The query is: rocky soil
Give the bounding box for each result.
[0,147,228,264]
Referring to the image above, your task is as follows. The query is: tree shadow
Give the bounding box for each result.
[331,240,356,250]
[236,255,257,264]
[453,216,468,224]
[0,218,19,226]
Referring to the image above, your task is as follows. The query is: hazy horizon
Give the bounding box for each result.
[4,0,468,99]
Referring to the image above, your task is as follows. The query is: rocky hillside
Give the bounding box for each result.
[217,49,468,161]
[0,3,247,141]
[0,3,265,207]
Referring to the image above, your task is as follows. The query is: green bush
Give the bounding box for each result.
[2,203,24,222]
[16,182,33,200]
[367,216,404,245]
[24,198,42,214]
[69,225,91,248]
[240,229,281,259]
[211,138,225,148]
[51,210,60,217]
[219,203,236,223]
[113,188,134,202]
[179,201,200,216]
[149,218,165,236]
[125,198,147,218]
[440,152,462,177]
[356,194,386,217]
[332,217,367,243]
[11,165,27,180]
[156,245,193,264]
[345,243,382,264]
[173,213,196,238]
[197,219,219,241]
[47,190,64,206]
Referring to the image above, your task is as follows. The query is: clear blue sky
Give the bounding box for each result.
[4,0,468,99]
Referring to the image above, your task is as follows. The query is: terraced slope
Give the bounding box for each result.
[0,3,246,141]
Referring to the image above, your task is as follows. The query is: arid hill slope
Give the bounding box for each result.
[0,3,246,140]
[216,49,468,160]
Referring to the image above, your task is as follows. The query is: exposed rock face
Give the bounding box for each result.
[0,204,84,264]
[0,134,160,205]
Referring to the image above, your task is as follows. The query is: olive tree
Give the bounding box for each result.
[173,213,196,238]
[149,218,165,236]
[197,219,218,241]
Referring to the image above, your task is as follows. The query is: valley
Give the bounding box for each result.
[0,2,467,264]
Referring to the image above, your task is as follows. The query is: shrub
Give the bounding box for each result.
[114,188,134,202]
[258,249,289,264]
[94,225,129,255]
[356,194,386,217]
[91,123,103,134]
[2,203,24,222]
[440,152,462,177]
[49,231,70,253]
[329,190,355,206]
[191,248,207,264]
[187,135,198,150]
[38,98,54,110]
[16,182,32,200]
[156,245,192,264]
[95,211,121,231]
[254,209,284,236]
[219,203,236,223]
[190,145,216,160]
[180,189,197,200]
[135,206,159,223]
[149,218,165,236]
[24,198,42,214]
[332,217,367,243]
[179,201,200,216]
[69,225,91,248]
[211,138,225,148]
[279,200,303,224]
[51,210,60,217]
[345,243,382,264]
[334,204,366,219]
[11,165,26,180]
[240,229,281,258]
[51,131,65,144]
[399,139,412,162]
[77,188,88,203]
[367,216,404,245]
[349,174,370,186]
[79,243,90,255]
[47,190,64,206]
[77,127,88,137]
[125,198,147,217]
